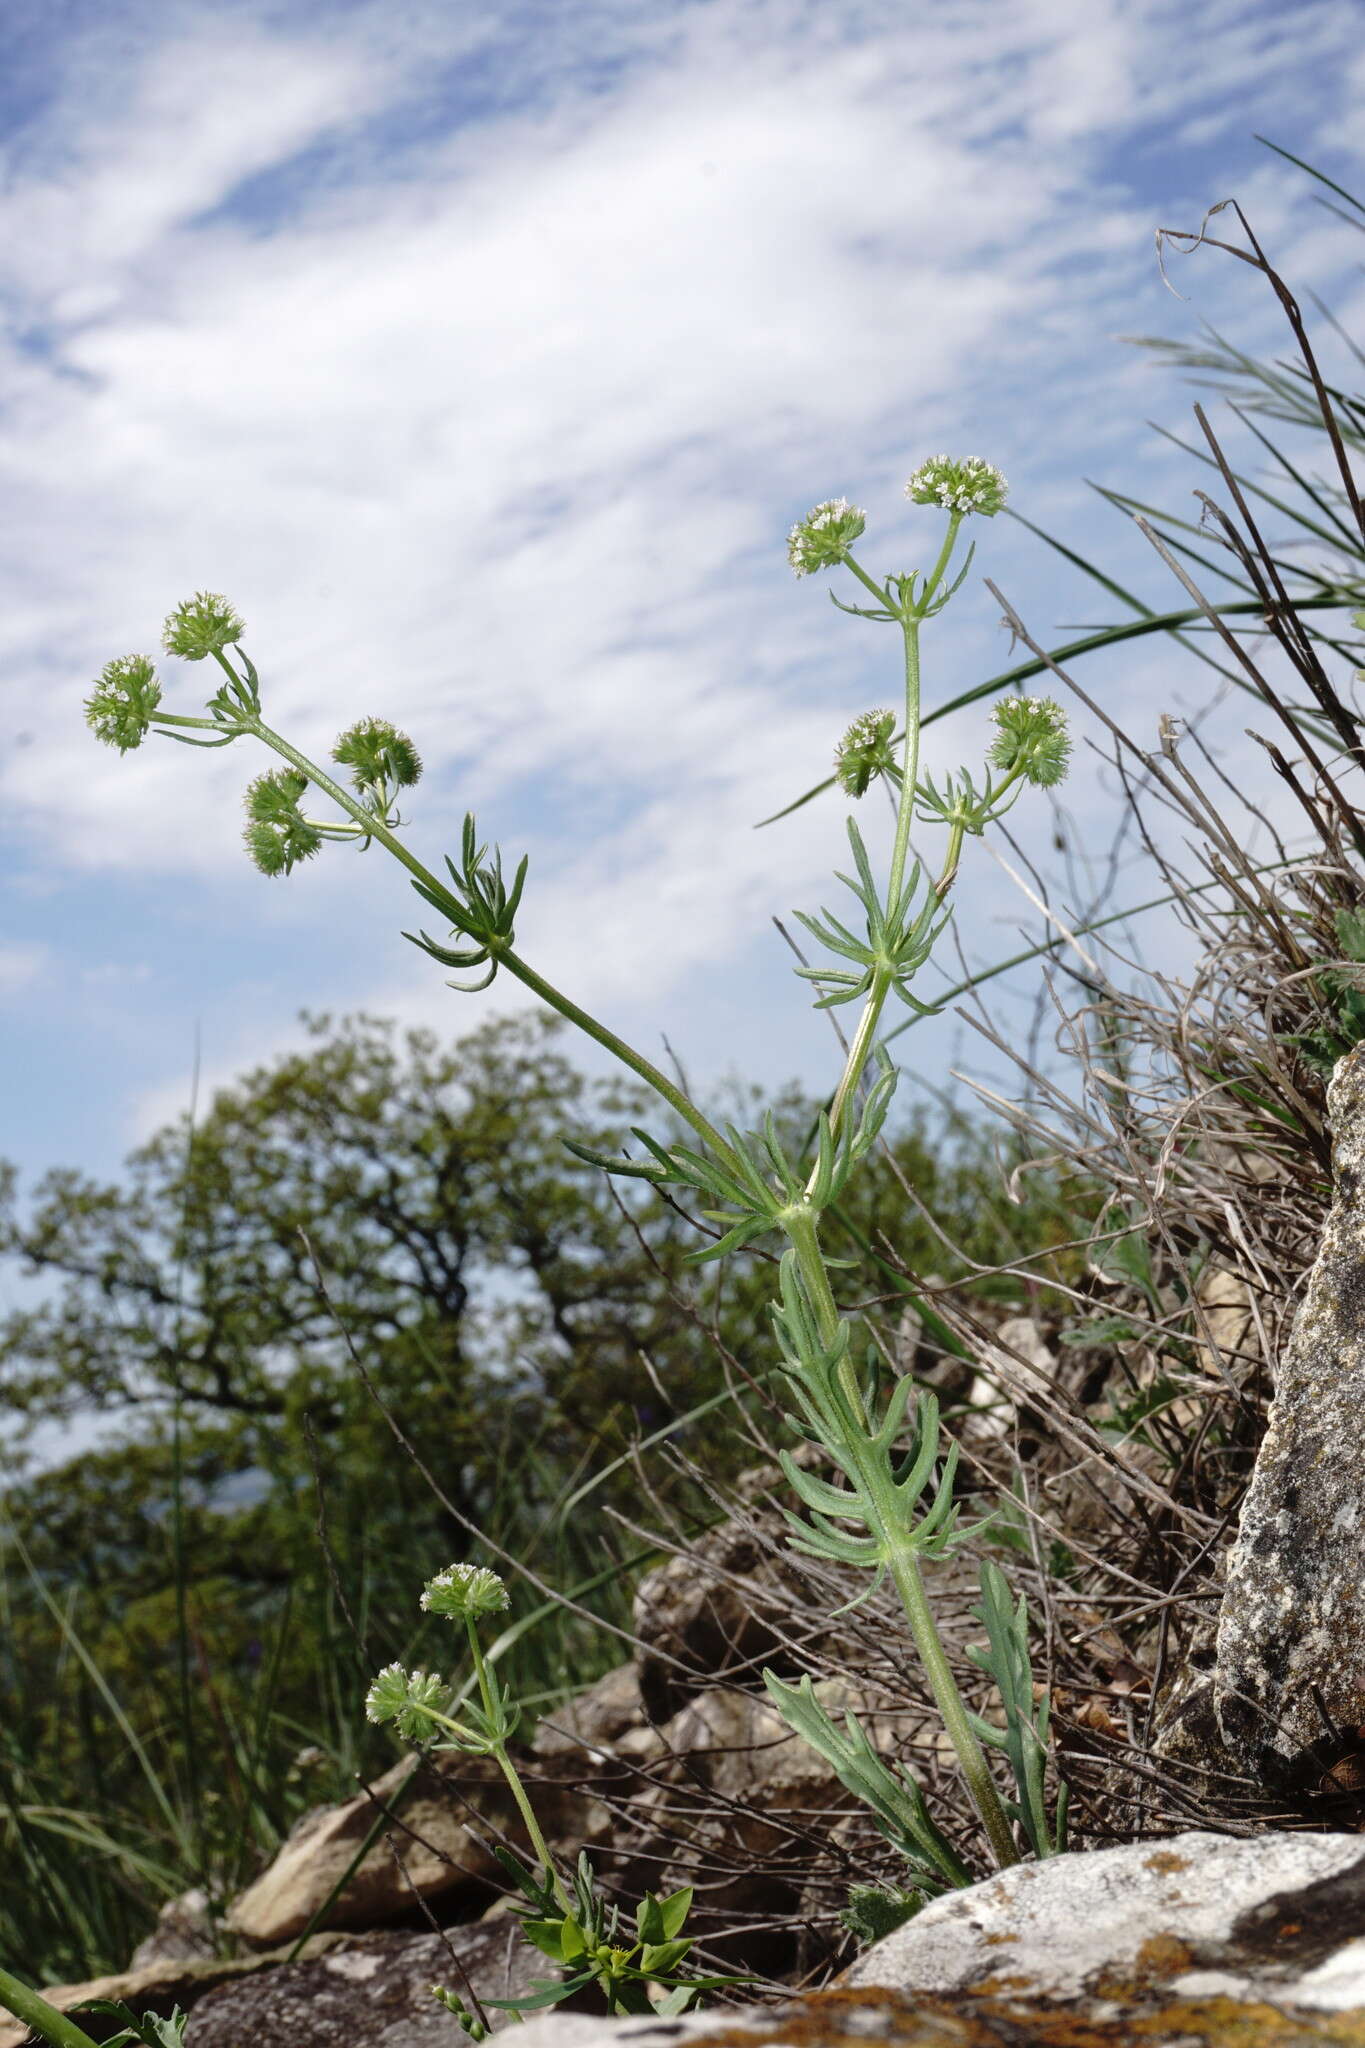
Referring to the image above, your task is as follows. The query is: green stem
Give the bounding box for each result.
[466,1622,572,1913]
[0,1968,97,2048]
[917,512,963,613]
[886,614,923,917]
[820,512,963,1147]
[493,950,743,1176]
[886,1546,1018,1868]
[843,556,895,609]
[788,510,1017,1872]
[934,820,966,899]
[785,1213,1017,1869]
[237,714,743,1178]
[820,615,921,1152]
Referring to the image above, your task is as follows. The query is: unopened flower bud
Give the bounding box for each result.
[85,654,162,752]
[421,1562,509,1622]
[333,718,423,792]
[988,695,1070,786]
[163,592,244,661]
[834,708,897,798]
[905,457,1008,518]
[787,498,866,578]
[242,768,323,875]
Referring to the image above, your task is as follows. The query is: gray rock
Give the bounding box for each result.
[187,1923,543,2044]
[532,1662,643,1760]
[632,1498,811,1724]
[843,1828,1365,2011]
[1216,1043,1365,1762]
[0,1937,349,2048]
[225,1747,612,1947]
[60,1835,1365,2047]
[129,1887,217,1967]
[464,1831,1365,2043]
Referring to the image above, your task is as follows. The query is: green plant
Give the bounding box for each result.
[0,1968,187,2048]
[86,461,1071,1896]
[365,1564,736,2027]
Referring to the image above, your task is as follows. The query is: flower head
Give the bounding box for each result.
[787,498,866,577]
[905,457,1008,518]
[834,709,897,798]
[333,718,423,792]
[365,1661,449,1740]
[242,767,323,876]
[85,654,163,752]
[988,695,1070,787]
[421,1562,510,1622]
[162,592,244,661]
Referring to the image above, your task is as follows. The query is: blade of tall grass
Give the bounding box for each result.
[757,596,1355,826]
[0,1518,189,1856]
[1253,136,1365,218]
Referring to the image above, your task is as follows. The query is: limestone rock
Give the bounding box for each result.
[225,1747,610,1947]
[187,1923,544,2044]
[1216,1042,1365,1762]
[1195,1264,1257,1382]
[465,1831,1365,2043]
[615,1679,917,1981]
[843,1828,1365,2007]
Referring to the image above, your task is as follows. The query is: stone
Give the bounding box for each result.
[0,1937,348,2048]
[613,1679,919,1982]
[532,1662,643,1760]
[1195,1264,1257,1382]
[225,1746,611,1947]
[187,1922,545,2044]
[842,1828,1365,2007]
[631,1489,816,1724]
[437,1831,1365,2044]
[129,1887,217,1967]
[1216,1043,1365,1763]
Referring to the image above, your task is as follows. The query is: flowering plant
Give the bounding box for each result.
[81,462,1071,1943]
[366,1567,737,2032]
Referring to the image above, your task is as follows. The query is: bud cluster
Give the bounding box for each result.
[364,1661,449,1741]
[333,717,423,795]
[243,768,322,876]
[85,654,163,753]
[162,591,245,661]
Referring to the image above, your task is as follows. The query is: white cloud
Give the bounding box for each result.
[0,944,48,999]
[1,0,1362,1167]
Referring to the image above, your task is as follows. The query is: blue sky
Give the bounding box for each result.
[1,0,1363,1218]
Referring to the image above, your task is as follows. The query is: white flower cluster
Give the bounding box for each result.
[365,1661,447,1730]
[420,1561,510,1621]
[786,497,867,577]
[905,456,1008,518]
[834,707,896,798]
[988,694,1070,786]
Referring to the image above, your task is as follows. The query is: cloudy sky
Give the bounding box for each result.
[1,0,1363,1208]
